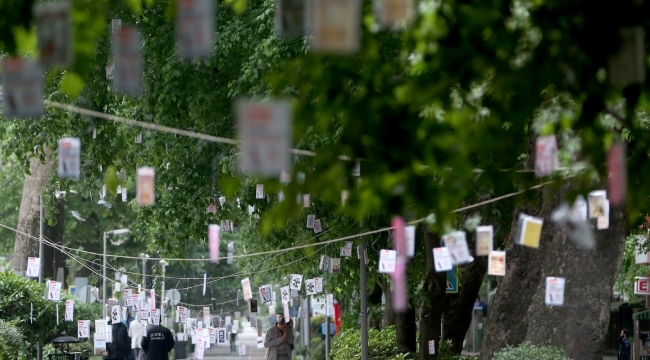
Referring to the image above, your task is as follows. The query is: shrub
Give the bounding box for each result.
[492,342,573,360]
[330,325,413,360]
[0,319,26,360]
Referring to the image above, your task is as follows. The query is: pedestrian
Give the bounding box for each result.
[264,315,293,360]
[123,309,136,360]
[230,322,238,353]
[618,329,631,360]
[128,317,144,360]
[142,323,175,360]
[104,320,129,360]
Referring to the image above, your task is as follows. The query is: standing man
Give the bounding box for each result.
[104,320,129,360]
[618,329,631,360]
[142,323,175,360]
[128,317,144,360]
[264,316,293,360]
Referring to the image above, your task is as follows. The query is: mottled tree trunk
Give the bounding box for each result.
[11,151,53,274]
[419,226,447,360]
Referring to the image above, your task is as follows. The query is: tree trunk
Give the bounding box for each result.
[11,152,53,273]
[419,225,447,360]
[42,198,66,286]
[395,299,417,353]
[524,199,626,360]
[380,276,395,328]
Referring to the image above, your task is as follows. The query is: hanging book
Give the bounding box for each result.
[405,225,416,258]
[475,226,493,256]
[314,277,323,293]
[374,0,414,29]
[607,142,626,206]
[113,26,143,95]
[309,0,361,54]
[597,199,610,230]
[241,278,253,301]
[340,241,353,257]
[378,249,397,273]
[280,286,291,303]
[305,279,316,295]
[587,190,607,218]
[313,219,323,233]
[2,58,43,118]
[256,184,265,199]
[35,1,72,68]
[544,277,565,306]
[176,0,215,60]
[442,231,472,264]
[330,258,341,273]
[319,255,329,272]
[433,247,453,272]
[534,135,558,177]
[304,194,310,208]
[306,215,316,228]
[259,285,273,303]
[275,0,306,38]
[487,251,506,276]
[515,214,543,248]
[136,167,155,206]
[236,99,292,176]
[290,274,303,290]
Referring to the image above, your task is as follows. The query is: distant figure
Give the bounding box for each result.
[128,318,144,360]
[142,324,175,360]
[123,310,136,360]
[264,316,293,360]
[104,320,129,360]
[230,322,238,353]
[618,329,631,360]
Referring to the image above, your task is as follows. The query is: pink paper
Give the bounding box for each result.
[392,216,406,256]
[209,225,220,263]
[391,256,407,312]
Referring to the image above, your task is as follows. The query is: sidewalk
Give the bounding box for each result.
[202,322,265,360]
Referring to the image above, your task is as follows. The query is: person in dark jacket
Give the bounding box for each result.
[618,329,631,360]
[104,321,130,360]
[142,324,175,360]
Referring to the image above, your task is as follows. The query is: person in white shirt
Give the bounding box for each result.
[128,318,144,360]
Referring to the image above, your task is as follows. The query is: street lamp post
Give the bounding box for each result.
[103,229,130,306]
[139,253,149,290]
[159,260,168,321]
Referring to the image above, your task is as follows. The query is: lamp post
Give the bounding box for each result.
[139,253,150,290]
[103,229,130,306]
[159,260,168,319]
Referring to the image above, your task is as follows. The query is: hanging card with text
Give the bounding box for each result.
[433,247,453,272]
[442,231,472,265]
[378,250,397,273]
[64,300,74,321]
[176,0,215,60]
[26,257,40,278]
[309,0,361,54]
[241,278,253,301]
[290,274,303,290]
[475,225,493,257]
[2,58,43,118]
[35,1,72,68]
[58,138,81,179]
[113,26,143,95]
[209,224,220,263]
[545,277,566,306]
[487,251,506,276]
[305,279,316,295]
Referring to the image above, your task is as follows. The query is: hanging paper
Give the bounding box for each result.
[475,226,493,257]
[176,306,187,323]
[203,273,207,295]
[122,187,127,202]
[290,274,303,290]
[236,99,292,176]
[428,340,435,354]
[283,301,290,322]
[257,336,264,348]
[330,258,341,273]
[220,220,230,232]
[341,190,349,206]
[111,19,121,33]
[106,65,114,80]
[515,214,543,249]
[487,251,506,276]
[545,277,565,306]
[405,225,416,258]
[48,281,62,301]
[239,344,247,355]
[326,294,334,316]
[305,279,316,295]
[2,58,43,118]
[209,327,217,344]
[276,0,306,38]
[228,252,233,264]
[136,167,155,206]
[433,247,453,272]
[534,135,559,177]
[57,137,80,180]
[607,142,626,206]
[259,284,273,303]
[309,0,361,54]
[106,325,113,343]
[123,289,133,307]
[64,300,74,321]
[352,160,361,177]
[587,190,607,218]
[374,0,414,29]
[113,26,143,95]
[195,337,205,359]
[111,305,121,323]
[250,299,258,313]
[319,255,329,272]
[442,231,473,264]
[209,224,220,263]
[241,278,253,301]
[26,257,40,278]
[307,215,316,228]
[35,1,72,68]
[315,277,323,293]
[313,219,323,233]
[391,255,407,312]
[378,250,397,273]
[256,184,265,199]
[597,199,610,230]
[120,274,127,285]
[217,327,227,344]
[340,242,353,257]
[176,0,215,60]
[207,203,216,213]
[151,309,160,325]
[95,319,108,340]
[280,286,291,304]
[303,194,310,208]
[551,203,595,250]
[78,320,90,338]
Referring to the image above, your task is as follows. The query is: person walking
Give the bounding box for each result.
[230,322,238,353]
[618,329,631,360]
[264,316,293,360]
[104,320,129,360]
[128,318,144,360]
[123,310,136,360]
[142,323,175,360]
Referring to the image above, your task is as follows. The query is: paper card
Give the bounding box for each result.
[433,247,453,272]
[34,1,73,68]
[208,203,216,213]
[588,190,607,218]
[57,139,81,180]
[276,0,306,38]
[48,281,62,301]
[195,337,205,359]
[176,306,187,323]
[239,344,247,355]
[250,299,258,313]
[305,279,316,295]
[209,327,217,344]
[225,315,231,326]
[112,19,122,33]
[516,214,543,248]
[254,184,265,199]
[269,305,276,315]
[280,286,291,304]
[95,319,107,339]
[209,224,220,263]
[487,251,506,276]
[571,195,588,221]
[607,142,626,206]
[378,250,397,273]
[106,65,114,80]
[341,190,349,206]
[475,226,493,256]
[442,231,472,264]
[64,300,74,321]
[428,340,435,354]
[304,194,311,208]
[259,285,273,303]
[352,160,361,177]
[78,320,90,338]
[307,215,316,228]
[315,277,323,293]
[122,188,127,202]
[217,327,227,344]
[374,0,414,29]
[227,242,235,252]
[545,277,565,306]
[110,305,120,323]
[236,99,292,176]
[136,167,155,206]
[176,0,215,60]
[123,289,133,307]
[26,257,40,278]
[330,258,341,273]
[112,26,143,95]
[2,58,43,118]
[272,291,277,302]
[309,0,361,53]
[314,219,323,233]
[290,274,303,290]
[203,307,210,322]
[534,135,559,177]
[552,203,595,250]
[609,27,645,87]
[135,133,142,144]
[597,199,610,230]
[218,196,226,207]
[120,274,127,285]
[257,336,264,348]
[94,338,107,356]
[319,255,329,272]
[221,220,231,232]
[326,294,334,316]
[405,225,416,257]
[152,309,160,325]
[340,241,353,256]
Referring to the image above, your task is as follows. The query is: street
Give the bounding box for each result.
[202,321,266,360]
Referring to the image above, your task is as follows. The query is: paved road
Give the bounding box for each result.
[202,321,266,360]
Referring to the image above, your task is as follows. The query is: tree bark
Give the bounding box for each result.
[395,299,417,353]
[42,198,66,286]
[419,225,447,360]
[11,151,53,273]
[524,199,626,360]
[380,277,396,328]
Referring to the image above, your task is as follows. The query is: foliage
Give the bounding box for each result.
[492,342,573,360]
[0,319,27,360]
[330,325,413,360]
[614,234,648,301]
[0,155,23,254]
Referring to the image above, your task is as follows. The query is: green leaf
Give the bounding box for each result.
[124,0,143,15]
[12,26,37,58]
[60,72,85,99]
